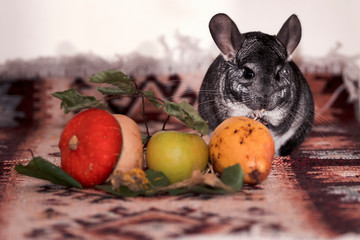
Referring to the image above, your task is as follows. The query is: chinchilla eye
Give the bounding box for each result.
[242,67,255,80]
[281,68,290,75]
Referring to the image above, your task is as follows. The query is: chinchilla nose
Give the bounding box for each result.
[260,85,274,98]
[253,77,275,94]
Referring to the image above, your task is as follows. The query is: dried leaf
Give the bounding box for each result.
[98,164,243,197]
[153,168,235,194]
[202,173,234,191]
[107,168,171,196]
[111,168,150,192]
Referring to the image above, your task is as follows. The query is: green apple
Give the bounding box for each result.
[146,131,209,183]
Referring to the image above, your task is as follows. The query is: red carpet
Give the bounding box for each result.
[0,73,359,239]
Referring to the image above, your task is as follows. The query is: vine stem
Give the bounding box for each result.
[162,115,171,130]
[132,81,151,147]
[140,93,151,145]
[27,149,35,159]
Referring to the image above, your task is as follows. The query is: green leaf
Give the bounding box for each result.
[15,157,82,189]
[167,187,189,196]
[188,185,227,194]
[52,89,105,114]
[95,184,140,197]
[163,100,209,135]
[141,134,150,145]
[96,87,136,96]
[142,91,163,109]
[145,169,171,188]
[89,70,138,95]
[220,164,244,192]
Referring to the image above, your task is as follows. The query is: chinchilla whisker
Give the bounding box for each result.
[197,99,218,107]
[197,105,217,116]
[287,108,314,127]
[288,108,329,139]
[311,110,340,138]
[296,107,336,129]
[278,109,320,140]
[198,104,227,117]
[312,109,338,127]
[198,89,221,94]
[161,90,217,100]
[197,108,214,117]
[169,90,200,97]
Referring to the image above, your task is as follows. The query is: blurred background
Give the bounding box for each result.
[1,0,360,128]
[1,0,359,64]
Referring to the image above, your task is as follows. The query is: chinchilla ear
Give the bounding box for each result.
[277,14,302,56]
[209,13,244,60]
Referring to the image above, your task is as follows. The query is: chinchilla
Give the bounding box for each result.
[198,13,314,156]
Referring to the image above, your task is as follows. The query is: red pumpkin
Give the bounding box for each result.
[59,109,122,187]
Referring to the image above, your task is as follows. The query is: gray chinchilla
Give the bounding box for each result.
[198,13,314,156]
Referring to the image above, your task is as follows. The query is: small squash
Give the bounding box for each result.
[59,109,122,187]
[110,114,146,191]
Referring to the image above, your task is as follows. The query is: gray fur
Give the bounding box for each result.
[198,13,314,156]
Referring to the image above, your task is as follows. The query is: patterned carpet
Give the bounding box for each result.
[0,73,360,239]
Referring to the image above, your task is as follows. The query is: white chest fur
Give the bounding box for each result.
[227,103,298,156]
